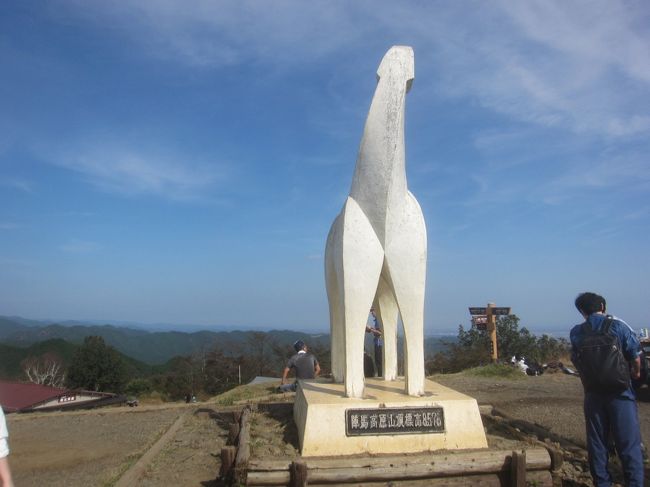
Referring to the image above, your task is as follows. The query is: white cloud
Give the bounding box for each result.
[424,1,650,139]
[50,143,226,201]
[537,152,650,206]
[42,0,649,183]
[55,0,366,68]
[623,206,650,221]
[1,178,34,193]
[53,1,650,141]
[60,239,102,253]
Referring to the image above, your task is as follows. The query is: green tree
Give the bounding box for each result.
[203,348,240,395]
[66,336,127,393]
[124,378,153,397]
[426,315,570,374]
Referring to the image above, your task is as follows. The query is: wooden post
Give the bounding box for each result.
[289,461,308,487]
[219,446,236,479]
[233,407,252,485]
[233,409,242,424]
[510,450,526,487]
[487,303,498,362]
[228,422,240,445]
[544,445,564,471]
[236,408,251,466]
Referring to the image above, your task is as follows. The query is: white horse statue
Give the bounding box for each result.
[325,46,427,398]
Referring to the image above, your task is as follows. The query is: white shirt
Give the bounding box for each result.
[0,408,9,458]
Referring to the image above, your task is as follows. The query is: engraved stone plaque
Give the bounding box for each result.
[345,406,445,436]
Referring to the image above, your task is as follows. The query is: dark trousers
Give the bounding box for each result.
[374,344,383,377]
[584,392,644,486]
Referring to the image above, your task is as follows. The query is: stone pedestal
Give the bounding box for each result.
[294,377,487,457]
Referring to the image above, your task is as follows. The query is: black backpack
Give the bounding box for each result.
[575,315,631,393]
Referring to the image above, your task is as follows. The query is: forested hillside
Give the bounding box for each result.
[0,316,330,364]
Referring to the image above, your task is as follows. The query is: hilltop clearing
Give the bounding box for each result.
[6,371,650,486]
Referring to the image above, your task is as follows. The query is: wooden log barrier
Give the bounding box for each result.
[247,469,553,486]
[235,407,252,485]
[219,446,236,479]
[236,408,251,466]
[289,461,308,487]
[510,450,526,487]
[233,409,243,424]
[228,422,240,446]
[246,447,553,486]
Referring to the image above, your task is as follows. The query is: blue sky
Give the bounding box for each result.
[1,1,649,335]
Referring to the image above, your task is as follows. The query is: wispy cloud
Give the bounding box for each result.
[55,0,365,68]
[623,206,650,221]
[426,1,650,139]
[546,153,650,194]
[0,222,19,230]
[51,144,226,201]
[54,1,650,141]
[1,178,34,193]
[60,239,102,254]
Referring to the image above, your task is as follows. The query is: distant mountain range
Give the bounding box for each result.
[0,316,331,365]
[0,315,453,366]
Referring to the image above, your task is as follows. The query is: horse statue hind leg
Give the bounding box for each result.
[325,46,426,398]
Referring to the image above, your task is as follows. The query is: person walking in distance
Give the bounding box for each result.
[279,340,320,392]
[570,292,643,486]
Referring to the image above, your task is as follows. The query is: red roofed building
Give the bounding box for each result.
[0,380,123,413]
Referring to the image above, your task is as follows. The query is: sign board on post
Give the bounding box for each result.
[490,307,511,316]
[469,303,512,363]
[472,315,487,331]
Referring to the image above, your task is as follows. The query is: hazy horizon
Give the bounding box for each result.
[1,313,573,339]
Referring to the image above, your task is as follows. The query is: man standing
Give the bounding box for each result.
[279,340,320,392]
[570,292,643,486]
[365,308,383,377]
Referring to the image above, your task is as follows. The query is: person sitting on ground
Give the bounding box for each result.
[279,340,320,392]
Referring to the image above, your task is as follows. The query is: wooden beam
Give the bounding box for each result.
[246,469,553,486]
[248,447,551,473]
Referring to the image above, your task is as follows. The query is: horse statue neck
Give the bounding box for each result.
[349,46,414,243]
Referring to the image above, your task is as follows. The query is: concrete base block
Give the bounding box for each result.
[294,377,487,457]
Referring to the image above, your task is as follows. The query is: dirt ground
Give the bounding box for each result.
[433,371,650,451]
[138,408,231,487]
[5,373,650,486]
[8,405,183,486]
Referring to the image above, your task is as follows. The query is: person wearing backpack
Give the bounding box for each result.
[570,292,643,486]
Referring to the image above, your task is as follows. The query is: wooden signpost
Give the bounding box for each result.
[468,303,511,362]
